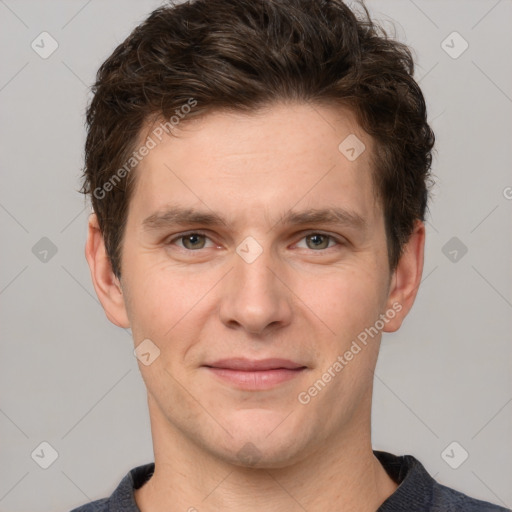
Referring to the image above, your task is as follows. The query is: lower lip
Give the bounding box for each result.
[204,367,306,390]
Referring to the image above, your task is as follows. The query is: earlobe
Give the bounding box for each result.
[383,220,425,333]
[85,213,131,328]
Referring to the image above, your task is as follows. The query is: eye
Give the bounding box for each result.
[170,232,215,250]
[296,233,340,251]
[167,231,343,252]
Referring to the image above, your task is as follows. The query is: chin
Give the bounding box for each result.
[219,440,306,469]
[210,415,313,469]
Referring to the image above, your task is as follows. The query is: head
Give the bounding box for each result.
[83,0,434,467]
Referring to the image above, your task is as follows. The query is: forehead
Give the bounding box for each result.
[128,102,381,227]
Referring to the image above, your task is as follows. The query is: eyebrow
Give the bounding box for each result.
[142,205,367,231]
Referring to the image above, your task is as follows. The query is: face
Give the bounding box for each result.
[88,102,423,468]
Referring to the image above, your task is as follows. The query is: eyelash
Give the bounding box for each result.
[166,230,344,252]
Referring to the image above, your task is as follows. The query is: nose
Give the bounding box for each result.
[218,244,293,336]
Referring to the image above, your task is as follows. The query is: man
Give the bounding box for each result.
[72,0,508,510]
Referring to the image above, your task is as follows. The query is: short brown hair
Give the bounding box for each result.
[80,0,435,278]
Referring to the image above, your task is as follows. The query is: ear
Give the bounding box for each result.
[382,219,425,333]
[85,213,130,328]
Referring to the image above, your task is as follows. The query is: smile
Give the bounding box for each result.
[202,358,308,390]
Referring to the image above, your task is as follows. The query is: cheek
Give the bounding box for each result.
[125,260,224,359]
[293,261,387,342]
[123,262,189,340]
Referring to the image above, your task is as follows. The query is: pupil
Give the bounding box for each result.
[184,234,203,249]
[309,234,327,249]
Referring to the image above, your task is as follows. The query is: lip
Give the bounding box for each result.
[202,358,307,390]
[204,358,305,371]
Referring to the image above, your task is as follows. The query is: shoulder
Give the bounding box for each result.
[67,462,155,512]
[430,480,510,512]
[375,451,510,512]
[69,498,109,512]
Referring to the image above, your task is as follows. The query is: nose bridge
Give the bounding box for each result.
[219,238,292,334]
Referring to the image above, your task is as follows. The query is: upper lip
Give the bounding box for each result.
[204,358,306,371]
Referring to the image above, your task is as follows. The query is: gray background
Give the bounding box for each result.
[1,0,511,510]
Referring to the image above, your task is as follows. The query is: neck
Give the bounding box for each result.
[134,396,397,512]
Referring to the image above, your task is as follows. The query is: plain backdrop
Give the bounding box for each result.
[0,1,511,511]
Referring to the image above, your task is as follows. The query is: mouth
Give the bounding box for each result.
[202,358,308,390]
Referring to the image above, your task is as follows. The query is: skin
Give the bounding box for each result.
[86,101,425,512]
